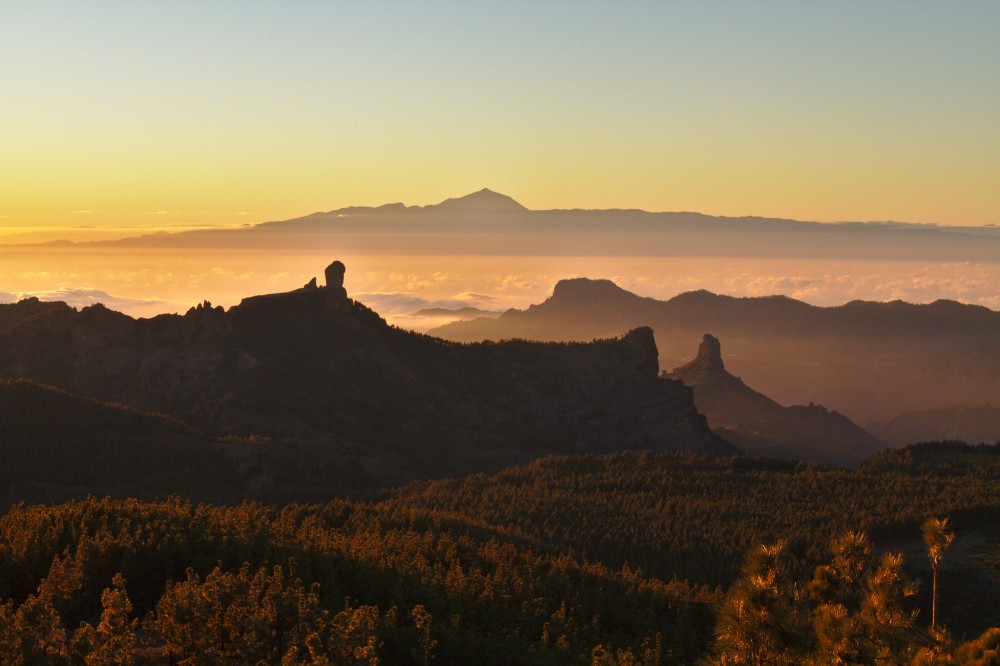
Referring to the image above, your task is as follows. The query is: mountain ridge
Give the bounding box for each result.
[429,278,1000,433]
[0,262,734,501]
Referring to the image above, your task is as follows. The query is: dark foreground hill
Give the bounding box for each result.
[0,379,240,504]
[666,334,884,465]
[0,442,996,663]
[429,278,1000,432]
[0,263,732,502]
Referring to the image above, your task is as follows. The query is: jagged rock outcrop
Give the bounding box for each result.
[671,334,727,383]
[324,260,347,298]
[0,265,733,499]
[667,334,884,466]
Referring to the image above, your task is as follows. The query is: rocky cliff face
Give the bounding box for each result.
[0,264,732,499]
[667,334,883,466]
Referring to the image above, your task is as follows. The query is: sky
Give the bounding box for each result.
[2,1,999,230]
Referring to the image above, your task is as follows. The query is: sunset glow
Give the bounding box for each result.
[2,2,998,231]
[2,4,1000,657]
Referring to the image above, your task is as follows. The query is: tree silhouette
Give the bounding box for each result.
[921,516,955,633]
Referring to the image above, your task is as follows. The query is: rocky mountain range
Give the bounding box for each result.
[0,262,733,503]
[429,278,1000,441]
[666,334,884,465]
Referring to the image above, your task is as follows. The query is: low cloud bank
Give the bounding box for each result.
[712,264,1000,310]
[3,253,996,326]
[352,291,501,315]
[0,287,173,318]
[352,292,506,332]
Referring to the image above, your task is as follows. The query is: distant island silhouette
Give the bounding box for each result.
[13,189,996,264]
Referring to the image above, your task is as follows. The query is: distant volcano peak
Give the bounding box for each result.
[430,188,528,212]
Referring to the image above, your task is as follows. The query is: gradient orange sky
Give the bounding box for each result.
[2,2,998,230]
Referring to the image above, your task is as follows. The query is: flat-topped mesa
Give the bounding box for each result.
[549,278,637,307]
[324,260,347,298]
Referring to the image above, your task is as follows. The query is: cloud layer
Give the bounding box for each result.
[0,287,168,316]
[2,248,997,326]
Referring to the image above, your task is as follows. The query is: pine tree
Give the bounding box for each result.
[858,552,918,663]
[809,530,874,663]
[10,593,66,665]
[710,541,807,665]
[921,517,955,633]
[411,604,436,665]
[69,573,136,665]
[91,573,137,665]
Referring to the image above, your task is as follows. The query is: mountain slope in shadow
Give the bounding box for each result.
[666,334,884,465]
[0,378,240,504]
[867,404,1000,447]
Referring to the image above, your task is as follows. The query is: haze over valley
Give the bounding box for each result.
[3,189,999,326]
[4,190,999,459]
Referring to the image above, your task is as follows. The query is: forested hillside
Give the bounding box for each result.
[1,442,997,663]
